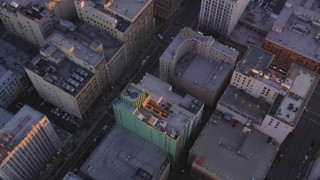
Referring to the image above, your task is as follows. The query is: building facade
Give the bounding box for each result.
[0,105,69,180]
[199,0,250,36]
[0,0,76,47]
[113,74,204,164]
[154,0,182,19]
[74,0,154,62]
[263,1,320,73]
[25,32,108,119]
[159,27,238,105]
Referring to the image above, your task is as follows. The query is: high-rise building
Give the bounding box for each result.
[113,73,204,164]
[263,1,320,73]
[154,0,182,19]
[25,31,110,119]
[80,124,170,180]
[217,47,319,145]
[0,39,33,107]
[74,0,154,61]
[0,0,76,47]
[159,27,238,105]
[0,105,71,180]
[199,0,250,36]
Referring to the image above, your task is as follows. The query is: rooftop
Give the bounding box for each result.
[229,24,266,48]
[218,85,271,124]
[25,52,93,96]
[190,115,277,180]
[0,0,52,21]
[0,107,13,129]
[0,39,32,77]
[48,32,104,67]
[160,27,238,63]
[266,3,320,61]
[0,105,45,162]
[137,74,204,137]
[102,0,152,22]
[80,124,169,180]
[270,64,319,126]
[239,1,275,33]
[236,46,284,89]
[174,53,232,91]
[66,22,123,62]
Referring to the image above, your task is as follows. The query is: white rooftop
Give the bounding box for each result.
[48,32,103,67]
[80,124,169,180]
[273,65,318,126]
[266,3,320,61]
[190,115,278,180]
[137,74,204,135]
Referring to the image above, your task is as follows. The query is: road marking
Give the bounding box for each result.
[308,110,320,118]
[303,116,320,125]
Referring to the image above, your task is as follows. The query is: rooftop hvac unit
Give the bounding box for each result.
[67,78,79,88]
[76,68,88,77]
[72,73,84,82]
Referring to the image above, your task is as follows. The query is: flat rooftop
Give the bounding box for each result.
[218,85,271,124]
[190,115,277,180]
[80,124,169,180]
[239,1,275,33]
[160,27,238,63]
[48,32,103,67]
[175,53,232,91]
[25,52,93,96]
[236,46,284,89]
[0,105,45,162]
[66,22,123,62]
[271,64,319,126]
[0,107,13,129]
[137,74,204,137]
[103,0,152,22]
[266,4,320,61]
[288,0,320,10]
[229,24,266,48]
[0,39,32,77]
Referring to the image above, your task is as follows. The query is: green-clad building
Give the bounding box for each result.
[113,74,204,165]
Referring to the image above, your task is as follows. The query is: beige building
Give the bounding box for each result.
[25,31,109,119]
[0,105,71,180]
[217,47,319,145]
[0,0,76,47]
[199,0,250,36]
[0,39,32,108]
[159,27,238,106]
[154,0,182,19]
[74,0,154,61]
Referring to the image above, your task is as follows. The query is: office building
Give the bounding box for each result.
[0,105,71,180]
[0,107,13,128]
[189,114,277,180]
[63,172,82,180]
[217,49,319,144]
[25,31,108,119]
[307,153,320,180]
[74,0,154,61]
[154,0,182,19]
[263,0,320,73]
[80,124,170,180]
[113,73,204,164]
[0,39,33,108]
[0,0,76,47]
[159,27,238,105]
[199,0,250,36]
